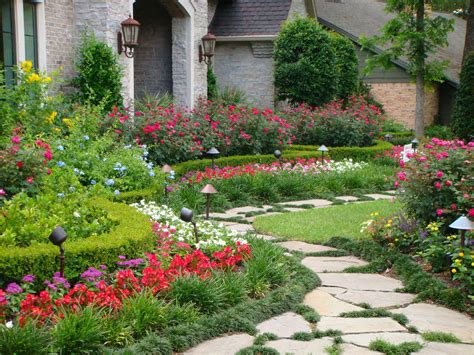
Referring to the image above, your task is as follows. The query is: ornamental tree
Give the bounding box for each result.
[451,52,474,140]
[361,0,454,138]
[330,33,359,100]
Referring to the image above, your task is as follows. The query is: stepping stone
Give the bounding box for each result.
[416,342,474,354]
[335,196,359,202]
[302,256,368,273]
[304,290,362,316]
[253,234,276,241]
[317,286,347,295]
[183,333,254,355]
[243,216,256,223]
[336,290,415,308]
[266,338,333,354]
[341,343,382,354]
[283,207,306,212]
[227,223,254,233]
[317,317,406,334]
[209,213,237,219]
[219,221,239,226]
[277,241,337,253]
[318,273,403,292]
[342,332,423,347]
[363,194,394,200]
[280,199,333,207]
[225,206,266,215]
[256,312,311,338]
[384,190,397,195]
[391,303,474,343]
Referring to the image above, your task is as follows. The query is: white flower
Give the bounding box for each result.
[73,212,81,218]
[6,321,13,328]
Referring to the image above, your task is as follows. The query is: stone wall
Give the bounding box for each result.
[192,0,209,102]
[134,0,173,97]
[289,0,309,18]
[370,83,439,129]
[214,41,275,108]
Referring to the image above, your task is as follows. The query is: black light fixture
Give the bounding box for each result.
[199,32,217,65]
[318,145,329,165]
[274,150,282,168]
[200,184,218,219]
[180,207,199,243]
[162,164,173,201]
[49,226,67,277]
[384,133,393,142]
[117,15,141,58]
[411,138,419,151]
[449,215,473,248]
[207,147,220,170]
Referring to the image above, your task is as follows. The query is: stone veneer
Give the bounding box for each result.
[370,82,438,129]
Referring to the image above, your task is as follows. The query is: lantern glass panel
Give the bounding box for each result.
[202,37,216,56]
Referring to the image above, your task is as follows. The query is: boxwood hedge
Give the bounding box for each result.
[0,198,154,287]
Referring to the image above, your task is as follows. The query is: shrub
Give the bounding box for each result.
[216,87,247,106]
[274,17,337,106]
[330,33,359,100]
[451,52,474,141]
[73,32,123,113]
[0,321,51,354]
[207,66,218,100]
[425,125,454,140]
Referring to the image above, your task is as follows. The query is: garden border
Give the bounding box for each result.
[0,198,154,286]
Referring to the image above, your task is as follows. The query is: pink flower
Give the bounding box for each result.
[44,151,53,160]
[394,181,399,188]
[468,209,474,218]
[16,161,23,169]
[26,177,33,184]
[0,189,5,196]
[451,204,457,211]
[397,172,406,181]
[11,136,20,144]
[434,181,442,190]
[46,169,52,175]
[436,209,443,216]
[444,180,452,187]
[436,171,444,178]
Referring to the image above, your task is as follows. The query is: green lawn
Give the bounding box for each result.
[253,200,401,243]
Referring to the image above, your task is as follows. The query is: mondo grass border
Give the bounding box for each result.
[324,237,470,314]
[113,257,319,353]
[0,198,154,287]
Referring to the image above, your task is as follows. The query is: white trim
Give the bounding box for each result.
[13,0,25,63]
[216,35,276,42]
[36,2,47,71]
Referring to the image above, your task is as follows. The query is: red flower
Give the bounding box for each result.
[16,161,23,169]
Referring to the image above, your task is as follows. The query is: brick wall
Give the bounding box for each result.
[214,41,275,108]
[370,83,439,129]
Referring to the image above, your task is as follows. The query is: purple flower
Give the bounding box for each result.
[99,264,107,270]
[22,274,36,283]
[52,272,70,289]
[118,255,126,260]
[80,267,103,282]
[117,258,144,268]
[5,283,23,294]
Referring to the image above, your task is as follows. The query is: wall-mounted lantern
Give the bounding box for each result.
[199,32,217,65]
[117,15,141,58]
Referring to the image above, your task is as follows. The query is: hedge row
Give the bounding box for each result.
[287,140,393,161]
[0,198,154,287]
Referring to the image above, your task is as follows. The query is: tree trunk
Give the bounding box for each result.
[415,0,425,137]
[463,0,474,63]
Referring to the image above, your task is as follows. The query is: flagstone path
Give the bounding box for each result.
[185,195,474,354]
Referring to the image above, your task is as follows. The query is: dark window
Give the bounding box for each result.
[23,1,37,67]
[0,0,15,84]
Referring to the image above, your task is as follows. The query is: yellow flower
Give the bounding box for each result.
[62,118,73,129]
[455,259,462,266]
[45,111,57,124]
[20,60,33,73]
[26,73,40,83]
[459,252,464,257]
[42,76,52,84]
[385,224,392,228]
[54,127,61,133]
[451,268,457,273]
[387,219,393,224]
[471,262,474,267]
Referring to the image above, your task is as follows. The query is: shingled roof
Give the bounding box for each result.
[210,0,292,36]
[316,0,466,84]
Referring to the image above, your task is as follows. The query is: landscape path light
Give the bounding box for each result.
[49,226,67,277]
[318,145,329,165]
[449,215,473,248]
[384,133,393,142]
[117,15,140,58]
[180,207,199,244]
[274,150,282,168]
[411,138,419,152]
[201,184,218,220]
[207,147,220,170]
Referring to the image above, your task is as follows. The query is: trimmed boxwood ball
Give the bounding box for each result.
[0,198,154,287]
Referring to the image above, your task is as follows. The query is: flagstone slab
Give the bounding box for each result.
[317,317,406,334]
[226,206,266,215]
[341,343,382,354]
[342,332,423,347]
[336,290,415,308]
[227,223,254,233]
[363,194,394,200]
[280,199,333,207]
[283,207,306,212]
[317,286,347,295]
[391,303,474,343]
[318,273,403,291]
[209,213,238,219]
[304,290,362,316]
[266,338,333,354]
[302,257,368,273]
[256,312,311,338]
[415,342,474,354]
[335,196,359,202]
[183,333,254,355]
[277,241,338,253]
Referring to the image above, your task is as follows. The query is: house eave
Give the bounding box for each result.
[215,35,277,42]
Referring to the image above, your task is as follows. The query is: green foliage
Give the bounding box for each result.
[421,331,461,343]
[425,124,454,140]
[0,322,51,354]
[274,17,337,106]
[0,198,154,287]
[129,334,173,355]
[254,333,278,346]
[216,87,248,106]
[214,271,248,306]
[368,339,423,355]
[207,66,218,100]
[52,307,106,354]
[291,332,314,341]
[236,345,279,355]
[330,33,359,100]
[339,309,408,326]
[73,32,123,113]
[293,304,320,323]
[451,52,474,141]
[134,92,174,113]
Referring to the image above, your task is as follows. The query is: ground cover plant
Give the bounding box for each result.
[254,200,400,243]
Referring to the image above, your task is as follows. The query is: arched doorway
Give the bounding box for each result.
[133,0,173,98]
